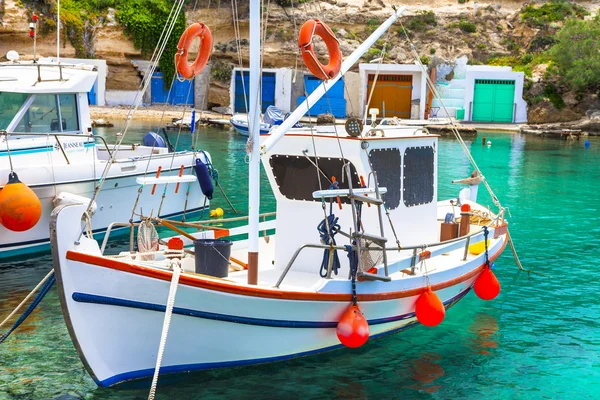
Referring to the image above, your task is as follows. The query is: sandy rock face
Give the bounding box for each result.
[527,101,583,124]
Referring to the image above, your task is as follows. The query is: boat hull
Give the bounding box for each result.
[0,151,206,259]
[230,115,271,136]
[52,204,506,387]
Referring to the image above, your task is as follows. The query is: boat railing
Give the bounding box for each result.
[274,216,506,288]
[2,131,113,163]
[0,62,96,83]
[99,212,277,255]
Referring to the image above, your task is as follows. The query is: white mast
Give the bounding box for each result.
[56,0,60,61]
[262,6,406,154]
[247,0,261,284]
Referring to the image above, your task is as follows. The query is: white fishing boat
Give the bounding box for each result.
[0,60,210,258]
[230,105,286,136]
[49,3,511,391]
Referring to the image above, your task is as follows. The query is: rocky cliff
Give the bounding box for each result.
[1,0,599,123]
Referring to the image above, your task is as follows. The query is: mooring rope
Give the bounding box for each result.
[148,262,181,400]
[0,270,55,344]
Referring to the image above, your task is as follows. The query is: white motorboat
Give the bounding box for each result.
[0,61,210,258]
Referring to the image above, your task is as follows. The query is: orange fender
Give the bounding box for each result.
[175,23,213,80]
[298,20,342,80]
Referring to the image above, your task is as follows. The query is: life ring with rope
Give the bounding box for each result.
[298,19,342,80]
[175,23,213,80]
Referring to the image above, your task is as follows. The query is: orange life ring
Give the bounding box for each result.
[298,20,342,81]
[175,23,213,80]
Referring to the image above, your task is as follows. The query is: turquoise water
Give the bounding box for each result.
[1,126,599,399]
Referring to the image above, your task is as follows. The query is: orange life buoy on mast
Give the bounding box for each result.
[175,23,213,80]
[298,20,342,80]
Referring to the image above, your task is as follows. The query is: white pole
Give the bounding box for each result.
[56,0,60,61]
[247,0,261,285]
[261,6,406,154]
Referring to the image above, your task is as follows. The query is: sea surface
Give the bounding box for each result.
[1,123,599,399]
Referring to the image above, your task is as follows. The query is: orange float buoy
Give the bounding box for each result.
[175,22,213,80]
[336,304,369,348]
[474,265,501,300]
[415,287,445,327]
[298,19,342,80]
[0,172,42,232]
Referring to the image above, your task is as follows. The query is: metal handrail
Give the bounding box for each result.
[100,222,141,254]
[274,216,506,288]
[3,131,114,158]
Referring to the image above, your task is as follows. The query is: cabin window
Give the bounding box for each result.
[369,148,401,210]
[58,94,79,132]
[15,94,60,133]
[403,146,434,207]
[269,155,360,203]
[0,92,28,130]
[14,94,79,133]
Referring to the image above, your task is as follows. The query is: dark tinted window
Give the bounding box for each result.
[369,148,401,210]
[403,146,434,207]
[269,155,360,203]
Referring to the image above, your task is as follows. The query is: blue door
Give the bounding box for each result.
[169,78,194,106]
[87,78,98,105]
[151,73,195,105]
[297,75,346,118]
[234,71,276,113]
[151,73,168,104]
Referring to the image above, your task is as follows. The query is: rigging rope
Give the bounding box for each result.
[85,0,187,219]
[0,271,55,344]
[317,186,342,278]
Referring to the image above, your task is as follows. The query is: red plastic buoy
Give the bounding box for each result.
[0,172,42,232]
[474,265,501,300]
[461,203,471,212]
[336,304,369,348]
[415,287,445,326]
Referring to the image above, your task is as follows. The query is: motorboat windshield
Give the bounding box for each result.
[0,92,28,130]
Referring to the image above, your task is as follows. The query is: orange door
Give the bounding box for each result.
[366,74,413,118]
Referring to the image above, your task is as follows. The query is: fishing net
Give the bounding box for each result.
[137,220,159,261]
[360,238,383,271]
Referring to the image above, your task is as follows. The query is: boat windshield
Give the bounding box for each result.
[0,92,29,130]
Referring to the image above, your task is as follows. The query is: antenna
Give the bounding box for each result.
[56,0,60,61]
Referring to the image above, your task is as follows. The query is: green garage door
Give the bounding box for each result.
[472,79,515,122]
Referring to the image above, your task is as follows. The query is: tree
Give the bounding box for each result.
[550,16,600,92]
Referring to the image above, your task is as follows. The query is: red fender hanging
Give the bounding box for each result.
[175,22,213,80]
[298,19,342,80]
[336,304,369,348]
[415,287,445,327]
[474,265,501,300]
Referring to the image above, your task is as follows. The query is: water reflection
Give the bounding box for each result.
[468,312,499,355]
[404,352,445,393]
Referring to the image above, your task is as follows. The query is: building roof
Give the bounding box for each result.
[0,62,97,94]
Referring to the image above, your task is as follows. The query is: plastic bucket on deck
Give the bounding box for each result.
[193,239,232,278]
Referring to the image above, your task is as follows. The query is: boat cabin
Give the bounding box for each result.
[0,62,96,135]
[261,124,439,275]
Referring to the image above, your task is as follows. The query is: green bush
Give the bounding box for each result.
[211,60,232,81]
[521,0,588,27]
[429,47,436,55]
[420,55,430,65]
[520,53,534,64]
[528,35,556,52]
[550,17,600,91]
[543,83,565,108]
[458,20,476,33]
[404,10,437,36]
[117,0,186,87]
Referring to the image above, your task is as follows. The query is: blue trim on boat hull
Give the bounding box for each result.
[70,286,471,387]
